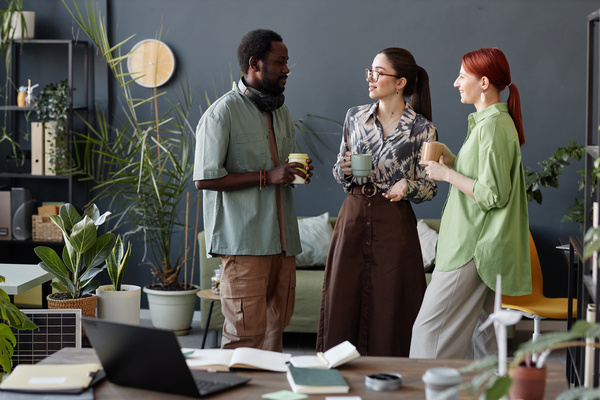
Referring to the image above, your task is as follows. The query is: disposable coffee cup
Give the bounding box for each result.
[351,154,372,177]
[421,141,443,162]
[288,153,308,184]
[422,367,461,400]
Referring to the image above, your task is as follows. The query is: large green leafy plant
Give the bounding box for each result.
[34,203,116,299]
[0,275,36,376]
[62,0,196,289]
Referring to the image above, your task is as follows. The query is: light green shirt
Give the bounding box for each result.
[193,83,301,257]
[435,103,531,296]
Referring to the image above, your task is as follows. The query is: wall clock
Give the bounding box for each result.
[127,39,176,88]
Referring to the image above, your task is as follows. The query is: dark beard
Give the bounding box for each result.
[258,64,286,95]
[258,77,285,96]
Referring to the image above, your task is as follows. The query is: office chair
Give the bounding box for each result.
[501,232,577,345]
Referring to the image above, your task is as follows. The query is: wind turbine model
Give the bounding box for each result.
[479,274,522,376]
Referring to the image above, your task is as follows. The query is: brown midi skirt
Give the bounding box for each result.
[317,188,426,356]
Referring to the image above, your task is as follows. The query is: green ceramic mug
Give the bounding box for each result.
[351,154,372,177]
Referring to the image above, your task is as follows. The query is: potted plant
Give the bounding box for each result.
[33,203,116,328]
[96,235,141,325]
[33,79,69,175]
[450,320,600,400]
[62,2,199,334]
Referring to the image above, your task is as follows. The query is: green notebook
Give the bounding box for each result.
[286,365,350,394]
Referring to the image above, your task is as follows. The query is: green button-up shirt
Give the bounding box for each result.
[193,83,301,257]
[435,103,531,296]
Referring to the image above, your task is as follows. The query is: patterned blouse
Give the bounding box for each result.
[333,102,438,203]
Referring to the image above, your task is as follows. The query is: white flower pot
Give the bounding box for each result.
[96,284,141,325]
[143,285,199,336]
[5,11,35,40]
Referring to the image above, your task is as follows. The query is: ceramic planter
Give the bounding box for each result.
[5,11,35,40]
[509,363,546,400]
[96,284,141,325]
[143,285,199,335]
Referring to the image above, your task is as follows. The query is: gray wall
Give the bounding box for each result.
[23,0,600,302]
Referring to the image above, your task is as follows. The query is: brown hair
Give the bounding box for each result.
[379,48,432,122]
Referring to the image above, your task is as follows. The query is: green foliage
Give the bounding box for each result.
[34,203,116,299]
[525,139,585,205]
[62,0,195,288]
[105,235,131,291]
[0,0,25,158]
[0,275,37,376]
[34,80,69,174]
[455,320,600,400]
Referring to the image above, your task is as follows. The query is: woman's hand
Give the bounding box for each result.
[420,157,452,182]
[383,179,408,202]
[439,144,456,169]
[340,151,353,176]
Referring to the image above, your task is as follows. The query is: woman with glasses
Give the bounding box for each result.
[317,48,437,356]
[410,48,531,359]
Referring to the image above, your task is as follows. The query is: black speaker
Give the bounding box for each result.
[11,187,35,240]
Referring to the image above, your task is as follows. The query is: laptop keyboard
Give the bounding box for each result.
[195,378,232,395]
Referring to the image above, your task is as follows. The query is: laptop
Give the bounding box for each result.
[81,317,250,398]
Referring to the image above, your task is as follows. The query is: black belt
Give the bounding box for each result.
[350,182,380,198]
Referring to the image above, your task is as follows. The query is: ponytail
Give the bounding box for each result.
[412,66,432,122]
[507,83,525,146]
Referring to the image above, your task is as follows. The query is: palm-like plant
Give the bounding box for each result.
[62,0,196,289]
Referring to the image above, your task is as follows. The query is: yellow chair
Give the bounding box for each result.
[502,232,577,343]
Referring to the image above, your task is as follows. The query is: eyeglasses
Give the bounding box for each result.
[365,68,399,82]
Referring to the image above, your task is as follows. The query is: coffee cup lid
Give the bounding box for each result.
[422,367,461,385]
[288,153,308,159]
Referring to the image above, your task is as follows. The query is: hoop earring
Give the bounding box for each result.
[480,91,485,103]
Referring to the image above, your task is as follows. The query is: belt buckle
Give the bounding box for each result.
[361,183,377,198]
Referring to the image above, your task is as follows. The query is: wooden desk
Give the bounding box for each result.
[40,347,568,399]
[0,263,53,308]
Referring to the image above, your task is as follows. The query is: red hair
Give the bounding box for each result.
[462,48,525,146]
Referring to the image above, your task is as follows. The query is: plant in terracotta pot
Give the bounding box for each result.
[96,235,142,325]
[450,320,600,400]
[33,203,116,322]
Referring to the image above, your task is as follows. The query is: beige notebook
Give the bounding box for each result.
[0,363,101,393]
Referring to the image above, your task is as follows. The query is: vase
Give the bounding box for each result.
[46,293,97,337]
[143,285,199,336]
[96,284,141,325]
[509,363,547,400]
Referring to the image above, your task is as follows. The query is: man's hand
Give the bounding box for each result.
[269,158,314,186]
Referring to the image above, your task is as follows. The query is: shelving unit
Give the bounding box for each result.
[0,39,93,263]
[566,8,600,388]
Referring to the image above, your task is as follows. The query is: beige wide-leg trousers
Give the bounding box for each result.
[219,254,296,352]
[409,260,496,359]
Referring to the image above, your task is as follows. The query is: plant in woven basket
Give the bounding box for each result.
[34,203,116,299]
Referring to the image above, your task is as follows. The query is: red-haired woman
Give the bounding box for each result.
[409,48,531,359]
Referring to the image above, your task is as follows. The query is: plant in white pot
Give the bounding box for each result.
[34,203,116,330]
[63,2,199,335]
[96,235,141,325]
